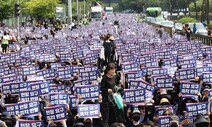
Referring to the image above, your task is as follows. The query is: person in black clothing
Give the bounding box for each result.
[100,63,124,127]
[158,26,163,39]
[44,21,48,29]
[158,58,163,68]
[185,27,192,41]
[50,28,55,38]
[103,35,113,65]
[109,35,116,63]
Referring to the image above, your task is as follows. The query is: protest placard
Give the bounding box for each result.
[49,84,66,93]
[44,105,67,122]
[121,62,138,71]
[6,101,40,116]
[195,67,209,76]
[17,66,36,75]
[74,79,89,87]
[180,81,200,95]
[163,58,177,67]
[72,50,84,59]
[156,76,173,89]
[180,63,195,69]
[203,72,212,84]
[59,52,71,62]
[128,79,155,92]
[77,104,101,118]
[49,93,69,106]
[177,68,195,80]
[124,89,145,105]
[75,85,100,100]
[125,70,143,81]
[28,82,50,95]
[2,82,28,95]
[36,69,58,79]
[186,102,208,117]
[18,120,44,127]
[57,69,73,79]
[79,66,98,73]
[155,106,174,116]
[0,74,23,83]
[182,95,199,102]
[83,56,97,65]
[19,89,39,102]
[151,68,168,75]
[80,70,98,81]
[157,116,171,127]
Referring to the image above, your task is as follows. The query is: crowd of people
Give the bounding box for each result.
[0,14,211,127]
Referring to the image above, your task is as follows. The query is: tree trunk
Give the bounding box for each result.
[201,0,206,22]
[185,0,191,16]
[193,0,198,20]
[168,0,173,15]
[176,0,180,18]
[206,0,210,24]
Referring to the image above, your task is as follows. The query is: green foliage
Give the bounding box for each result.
[177,17,197,24]
[23,0,61,20]
[189,0,212,12]
[0,0,16,21]
[117,0,161,13]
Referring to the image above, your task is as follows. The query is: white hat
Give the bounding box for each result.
[132,109,141,114]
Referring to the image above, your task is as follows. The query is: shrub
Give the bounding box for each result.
[177,17,197,24]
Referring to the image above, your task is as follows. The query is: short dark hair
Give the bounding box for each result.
[104,63,116,75]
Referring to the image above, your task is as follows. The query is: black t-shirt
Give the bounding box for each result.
[100,75,116,102]
[103,41,113,53]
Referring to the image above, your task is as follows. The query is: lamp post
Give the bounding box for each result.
[84,0,86,18]
[68,0,72,25]
[76,0,79,25]
[16,0,20,39]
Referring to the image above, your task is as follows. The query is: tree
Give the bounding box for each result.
[117,0,161,13]
[0,0,16,22]
[23,0,61,21]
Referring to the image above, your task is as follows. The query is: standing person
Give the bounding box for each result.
[100,63,124,127]
[158,26,163,39]
[1,31,10,53]
[109,35,116,63]
[193,23,197,34]
[185,27,192,41]
[50,27,55,38]
[8,29,16,44]
[103,34,113,65]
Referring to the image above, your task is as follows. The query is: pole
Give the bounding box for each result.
[17,0,20,40]
[84,0,86,18]
[68,0,72,25]
[77,0,79,25]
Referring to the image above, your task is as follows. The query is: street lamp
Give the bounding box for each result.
[76,0,79,25]
[84,0,86,18]
[68,0,72,25]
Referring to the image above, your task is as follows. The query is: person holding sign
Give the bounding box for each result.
[100,63,124,127]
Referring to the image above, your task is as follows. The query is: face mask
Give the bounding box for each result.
[133,116,140,122]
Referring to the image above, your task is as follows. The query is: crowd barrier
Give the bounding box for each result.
[192,34,212,46]
[146,21,212,45]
